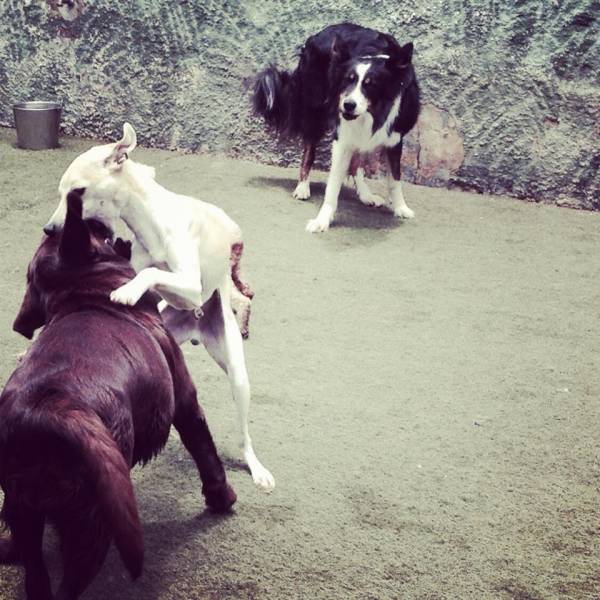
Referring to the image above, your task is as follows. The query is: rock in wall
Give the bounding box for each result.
[0,0,598,207]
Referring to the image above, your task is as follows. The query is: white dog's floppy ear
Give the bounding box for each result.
[106,122,137,169]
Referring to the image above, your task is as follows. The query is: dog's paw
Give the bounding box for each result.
[251,465,275,491]
[245,452,275,491]
[306,216,331,233]
[292,180,311,200]
[110,282,144,306]
[394,205,415,219]
[203,482,237,512]
[359,192,386,207]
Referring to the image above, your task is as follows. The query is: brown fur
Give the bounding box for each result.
[0,189,235,600]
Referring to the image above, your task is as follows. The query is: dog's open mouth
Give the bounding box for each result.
[341,112,358,121]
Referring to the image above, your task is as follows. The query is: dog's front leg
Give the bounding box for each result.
[129,239,154,272]
[110,268,202,310]
[386,140,415,219]
[306,141,353,233]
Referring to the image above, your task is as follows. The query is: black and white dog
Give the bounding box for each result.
[253,23,420,232]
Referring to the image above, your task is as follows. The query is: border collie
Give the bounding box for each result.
[253,22,420,232]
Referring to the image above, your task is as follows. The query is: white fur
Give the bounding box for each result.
[45,124,275,491]
[339,63,371,118]
[307,63,412,233]
[292,179,311,200]
[355,167,386,207]
[388,173,415,218]
[306,140,352,233]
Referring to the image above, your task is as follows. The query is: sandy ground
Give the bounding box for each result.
[0,128,599,600]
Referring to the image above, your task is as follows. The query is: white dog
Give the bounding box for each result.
[44,123,274,490]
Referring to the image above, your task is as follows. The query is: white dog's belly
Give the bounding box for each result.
[156,289,197,311]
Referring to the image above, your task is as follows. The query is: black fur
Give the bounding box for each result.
[252,23,420,147]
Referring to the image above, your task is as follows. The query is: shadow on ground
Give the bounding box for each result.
[248,176,404,246]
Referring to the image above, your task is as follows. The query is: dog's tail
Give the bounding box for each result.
[0,401,143,580]
[252,65,296,137]
[230,242,254,300]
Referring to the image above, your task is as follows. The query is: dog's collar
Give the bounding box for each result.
[359,54,390,60]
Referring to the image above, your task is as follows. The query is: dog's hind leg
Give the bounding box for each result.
[0,497,18,564]
[354,167,386,208]
[3,504,51,600]
[173,374,237,512]
[198,289,275,491]
[230,284,252,339]
[292,140,316,200]
[54,511,112,600]
[0,535,18,564]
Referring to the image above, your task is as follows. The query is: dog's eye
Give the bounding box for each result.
[104,238,112,245]
[347,72,357,83]
[364,78,372,86]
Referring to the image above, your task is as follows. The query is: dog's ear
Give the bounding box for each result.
[106,122,137,170]
[113,237,132,261]
[331,35,350,64]
[13,281,45,340]
[388,41,413,70]
[59,188,92,265]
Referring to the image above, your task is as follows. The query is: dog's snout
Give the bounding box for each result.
[43,223,57,236]
[343,100,357,112]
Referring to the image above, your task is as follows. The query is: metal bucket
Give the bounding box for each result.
[13,101,62,150]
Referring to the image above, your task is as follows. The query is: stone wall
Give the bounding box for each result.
[0,0,598,207]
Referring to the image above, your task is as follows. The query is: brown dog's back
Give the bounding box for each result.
[0,306,179,585]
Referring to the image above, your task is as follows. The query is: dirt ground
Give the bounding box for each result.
[0,127,599,600]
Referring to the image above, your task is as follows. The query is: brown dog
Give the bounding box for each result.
[0,189,236,600]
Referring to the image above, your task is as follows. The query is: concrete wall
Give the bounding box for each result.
[0,0,598,208]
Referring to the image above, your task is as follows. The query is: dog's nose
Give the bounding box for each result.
[43,223,57,236]
[343,100,356,113]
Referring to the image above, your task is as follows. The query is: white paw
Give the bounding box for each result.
[292,180,311,200]
[251,464,275,492]
[110,282,144,306]
[360,192,386,207]
[244,447,275,491]
[394,205,415,219]
[306,216,330,233]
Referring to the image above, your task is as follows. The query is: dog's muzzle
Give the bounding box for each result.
[341,99,358,121]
